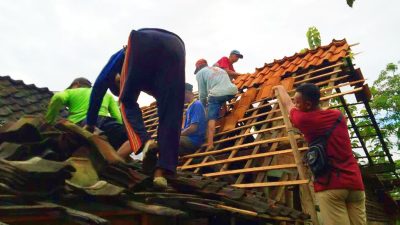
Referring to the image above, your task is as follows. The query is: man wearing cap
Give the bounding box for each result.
[180,83,207,155]
[195,59,238,151]
[45,77,127,149]
[86,28,185,189]
[214,50,243,80]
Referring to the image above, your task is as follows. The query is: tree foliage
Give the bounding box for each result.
[346,0,355,7]
[370,62,400,150]
[306,27,321,50]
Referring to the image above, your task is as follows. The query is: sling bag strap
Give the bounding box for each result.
[314,113,344,185]
[324,114,343,139]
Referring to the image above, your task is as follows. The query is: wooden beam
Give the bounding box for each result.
[294,70,341,85]
[203,164,298,177]
[215,116,284,137]
[181,135,300,159]
[179,148,307,170]
[232,180,309,188]
[207,125,286,147]
[294,62,344,80]
[274,89,320,225]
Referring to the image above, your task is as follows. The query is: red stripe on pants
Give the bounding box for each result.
[119,32,143,153]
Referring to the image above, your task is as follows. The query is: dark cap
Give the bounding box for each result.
[67,77,92,89]
[230,50,243,59]
[185,83,193,92]
[194,58,208,74]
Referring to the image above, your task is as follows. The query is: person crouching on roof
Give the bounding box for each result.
[194,59,238,151]
[179,83,207,155]
[45,77,127,150]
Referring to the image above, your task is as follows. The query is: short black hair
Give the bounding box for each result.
[185,83,193,92]
[67,77,92,89]
[295,83,320,106]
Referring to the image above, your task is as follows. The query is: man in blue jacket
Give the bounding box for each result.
[85,28,185,189]
[180,83,206,155]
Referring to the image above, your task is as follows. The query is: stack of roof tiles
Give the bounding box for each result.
[234,39,349,90]
[0,76,53,125]
[0,117,308,224]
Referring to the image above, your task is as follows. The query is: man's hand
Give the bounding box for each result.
[83,124,96,133]
[273,85,294,112]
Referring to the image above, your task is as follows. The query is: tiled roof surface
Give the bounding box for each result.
[0,75,53,123]
[234,39,350,89]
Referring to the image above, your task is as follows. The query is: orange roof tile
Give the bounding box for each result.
[235,39,350,89]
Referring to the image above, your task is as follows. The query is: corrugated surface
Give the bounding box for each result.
[234,39,350,89]
[0,76,53,124]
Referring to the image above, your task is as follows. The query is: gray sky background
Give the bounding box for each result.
[1,0,399,106]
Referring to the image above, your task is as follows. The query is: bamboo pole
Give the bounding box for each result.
[274,88,320,225]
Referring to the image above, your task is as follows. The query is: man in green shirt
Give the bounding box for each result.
[46,77,127,149]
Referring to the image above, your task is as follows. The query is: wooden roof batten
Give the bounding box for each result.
[140,39,400,224]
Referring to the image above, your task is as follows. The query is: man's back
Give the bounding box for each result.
[196,66,237,105]
[290,108,364,192]
[46,88,121,124]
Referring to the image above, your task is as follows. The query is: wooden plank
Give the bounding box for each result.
[203,164,298,177]
[274,88,320,225]
[237,109,281,123]
[221,101,279,173]
[232,180,309,188]
[179,147,308,170]
[236,108,283,183]
[246,101,277,113]
[294,69,341,85]
[320,86,364,102]
[274,173,289,202]
[206,125,286,147]
[181,135,301,159]
[294,62,344,80]
[215,116,284,137]
[254,132,285,183]
[315,75,349,87]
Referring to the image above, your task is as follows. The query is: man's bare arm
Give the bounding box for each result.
[273,85,294,112]
[181,124,198,136]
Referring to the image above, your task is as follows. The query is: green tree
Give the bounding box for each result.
[346,0,355,7]
[306,27,321,50]
[370,62,400,150]
[300,26,321,53]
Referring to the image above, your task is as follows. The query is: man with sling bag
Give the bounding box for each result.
[274,83,366,225]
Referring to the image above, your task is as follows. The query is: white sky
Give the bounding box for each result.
[1,0,399,106]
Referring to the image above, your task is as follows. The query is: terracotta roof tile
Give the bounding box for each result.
[236,39,350,89]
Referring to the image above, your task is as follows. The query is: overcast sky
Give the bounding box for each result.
[1,0,399,106]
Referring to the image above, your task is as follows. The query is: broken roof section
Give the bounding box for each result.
[141,38,400,223]
[0,76,53,125]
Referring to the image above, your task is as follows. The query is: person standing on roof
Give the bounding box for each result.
[274,83,366,225]
[85,28,186,189]
[179,83,207,155]
[45,77,127,149]
[214,50,243,80]
[195,59,238,151]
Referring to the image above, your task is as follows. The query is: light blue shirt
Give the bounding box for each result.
[196,66,238,106]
